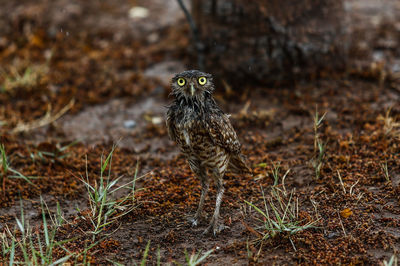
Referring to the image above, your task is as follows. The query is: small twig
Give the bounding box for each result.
[289,237,297,252]
[349,179,359,196]
[337,211,347,237]
[255,240,264,261]
[239,100,251,116]
[337,170,346,194]
[12,99,75,133]
[281,169,290,195]
[240,220,263,238]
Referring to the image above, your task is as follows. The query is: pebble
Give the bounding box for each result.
[128,6,149,19]
[124,120,137,129]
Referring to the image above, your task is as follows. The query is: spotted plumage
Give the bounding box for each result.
[166,70,251,235]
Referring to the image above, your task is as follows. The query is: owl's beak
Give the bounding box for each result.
[190,84,195,96]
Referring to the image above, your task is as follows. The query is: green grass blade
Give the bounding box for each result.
[244,200,268,220]
[15,218,24,236]
[0,144,8,173]
[35,229,44,264]
[8,238,15,266]
[193,249,214,265]
[58,139,80,152]
[50,254,73,266]
[101,145,116,175]
[140,240,151,266]
[156,246,161,266]
[40,196,50,247]
[8,168,35,186]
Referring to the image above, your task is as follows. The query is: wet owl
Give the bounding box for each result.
[166,70,251,235]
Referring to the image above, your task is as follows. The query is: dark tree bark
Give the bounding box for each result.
[191,0,346,85]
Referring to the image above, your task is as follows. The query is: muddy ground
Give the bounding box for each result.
[0,0,399,265]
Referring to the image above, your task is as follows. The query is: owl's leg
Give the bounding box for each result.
[203,175,225,236]
[192,178,210,226]
[188,159,209,227]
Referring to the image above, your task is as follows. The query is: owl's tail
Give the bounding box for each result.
[228,153,252,175]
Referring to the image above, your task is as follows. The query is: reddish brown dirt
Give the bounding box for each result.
[0,0,399,265]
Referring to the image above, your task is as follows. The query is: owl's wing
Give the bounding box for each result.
[205,112,241,154]
[166,106,178,142]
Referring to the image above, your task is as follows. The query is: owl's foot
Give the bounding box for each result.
[202,222,227,236]
[188,216,200,227]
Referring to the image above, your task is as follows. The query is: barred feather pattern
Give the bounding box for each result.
[166,70,251,235]
[166,97,250,176]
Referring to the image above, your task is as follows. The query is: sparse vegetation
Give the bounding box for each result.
[1,198,73,265]
[270,162,290,187]
[378,109,400,140]
[255,161,290,184]
[29,140,80,164]
[1,144,142,264]
[246,164,320,251]
[313,108,326,151]
[12,99,75,134]
[380,161,391,183]
[311,108,327,179]
[246,186,319,250]
[108,243,213,265]
[383,253,398,266]
[78,144,140,240]
[0,143,39,192]
[0,63,48,93]
[183,248,214,266]
[140,240,151,266]
[336,170,364,201]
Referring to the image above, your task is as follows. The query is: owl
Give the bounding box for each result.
[166,70,251,235]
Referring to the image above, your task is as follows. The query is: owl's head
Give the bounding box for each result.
[171,70,214,101]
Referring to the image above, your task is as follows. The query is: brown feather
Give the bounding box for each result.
[205,113,241,154]
[228,153,252,174]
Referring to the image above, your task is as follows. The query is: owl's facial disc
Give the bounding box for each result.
[172,70,213,100]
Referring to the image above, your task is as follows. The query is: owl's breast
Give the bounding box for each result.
[175,118,209,150]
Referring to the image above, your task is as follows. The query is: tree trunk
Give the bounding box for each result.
[191,0,346,85]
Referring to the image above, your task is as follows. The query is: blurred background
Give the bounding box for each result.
[1,1,400,264]
[0,0,399,143]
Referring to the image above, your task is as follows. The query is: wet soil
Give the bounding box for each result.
[0,0,399,265]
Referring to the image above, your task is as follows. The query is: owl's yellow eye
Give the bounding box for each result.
[198,77,207,85]
[177,78,186,86]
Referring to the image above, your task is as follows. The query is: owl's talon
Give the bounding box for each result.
[203,223,226,236]
[187,217,199,227]
[191,218,198,227]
